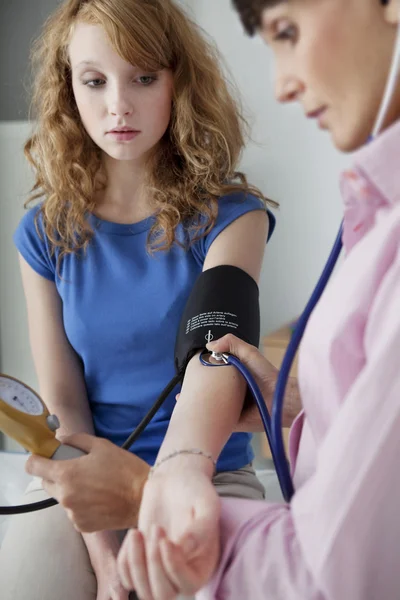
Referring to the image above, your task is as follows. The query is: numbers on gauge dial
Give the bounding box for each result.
[0,376,43,416]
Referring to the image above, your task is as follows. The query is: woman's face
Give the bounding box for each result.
[69,22,174,164]
[260,0,400,152]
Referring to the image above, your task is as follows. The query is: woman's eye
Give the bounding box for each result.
[274,24,297,43]
[136,75,157,86]
[84,79,105,88]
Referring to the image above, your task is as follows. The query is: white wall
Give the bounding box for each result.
[0,122,37,388]
[0,122,37,450]
[188,0,350,334]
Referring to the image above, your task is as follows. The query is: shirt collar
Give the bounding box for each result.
[340,119,400,253]
[353,118,400,206]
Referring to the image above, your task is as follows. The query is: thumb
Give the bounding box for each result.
[207,334,271,385]
[179,493,220,556]
[179,514,218,557]
[207,334,256,364]
[58,432,97,454]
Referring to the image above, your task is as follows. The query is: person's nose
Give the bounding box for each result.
[108,84,133,118]
[275,75,304,104]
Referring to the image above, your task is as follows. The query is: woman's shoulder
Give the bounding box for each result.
[188,190,275,266]
[218,190,266,211]
[14,203,56,281]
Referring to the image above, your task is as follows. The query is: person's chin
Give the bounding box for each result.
[103,147,145,162]
[331,126,370,154]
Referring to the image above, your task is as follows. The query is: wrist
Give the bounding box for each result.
[127,460,150,528]
[83,530,120,571]
[150,449,216,479]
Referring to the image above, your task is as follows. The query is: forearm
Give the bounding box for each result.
[38,382,94,438]
[83,529,121,572]
[44,396,119,563]
[51,402,95,438]
[158,352,246,471]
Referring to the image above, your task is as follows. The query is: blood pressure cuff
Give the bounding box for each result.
[175,265,260,375]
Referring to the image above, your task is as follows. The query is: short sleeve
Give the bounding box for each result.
[191,192,276,266]
[13,205,56,281]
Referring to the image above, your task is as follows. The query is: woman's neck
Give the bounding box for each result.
[94,153,156,224]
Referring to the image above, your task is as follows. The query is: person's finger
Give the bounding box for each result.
[159,538,199,596]
[118,534,136,592]
[57,432,98,453]
[25,455,57,480]
[179,514,218,558]
[207,334,257,364]
[207,334,274,388]
[175,393,181,402]
[40,478,58,498]
[146,526,179,600]
[109,567,130,600]
[126,529,153,600]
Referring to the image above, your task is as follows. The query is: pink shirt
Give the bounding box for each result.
[199,120,400,600]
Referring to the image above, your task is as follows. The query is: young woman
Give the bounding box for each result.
[114,1,400,598]
[0,1,276,599]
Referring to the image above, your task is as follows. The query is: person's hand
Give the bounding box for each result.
[116,459,221,599]
[207,334,301,430]
[84,530,129,600]
[25,433,150,532]
[88,532,129,600]
[99,572,129,600]
[117,523,219,600]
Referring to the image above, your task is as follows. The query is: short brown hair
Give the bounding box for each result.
[232,0,283,36]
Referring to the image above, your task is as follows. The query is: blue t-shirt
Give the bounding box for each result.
[14,193,275,472]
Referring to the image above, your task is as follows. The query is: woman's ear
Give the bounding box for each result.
[383,0,400,25]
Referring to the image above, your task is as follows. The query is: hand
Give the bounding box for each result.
[117,524,219,600]
[117,461,221,599]
[25,433,150,532]
[86,531,129,600]
[207,334,302,430]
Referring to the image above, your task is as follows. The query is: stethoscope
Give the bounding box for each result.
[200,15,400,503]
[200,222,343,503]
[1,17,400,516]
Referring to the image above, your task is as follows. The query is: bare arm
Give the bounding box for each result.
[19,255,120,572]
[19,255,93,436]
[156,210,269,472]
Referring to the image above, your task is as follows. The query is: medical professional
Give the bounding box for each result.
[112,1,400,599]
[0,1,277,599]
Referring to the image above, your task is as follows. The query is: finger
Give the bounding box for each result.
[118,535,136,592]
[179,514,218,558]
[206,334,254,359]
[109,575,128,600]
[127,529,153,600]
[40,478,58,499]
[175,393,181,402]
[26,455,57,481]
[147,526,179,600]
[159,538,199,596]
[58,432,98,454]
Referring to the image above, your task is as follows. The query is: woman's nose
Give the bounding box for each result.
[108,88,133,117]
[275,76,303,104]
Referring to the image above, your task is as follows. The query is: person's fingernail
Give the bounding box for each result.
[206,341,217,349]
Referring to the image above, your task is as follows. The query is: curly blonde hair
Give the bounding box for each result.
[25,0,276,260]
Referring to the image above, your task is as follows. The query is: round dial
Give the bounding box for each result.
[0,376,44,416]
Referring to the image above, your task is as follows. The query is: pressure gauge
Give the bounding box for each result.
[0,374,61,457]
[0,375,44,416]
